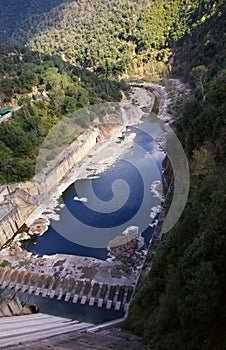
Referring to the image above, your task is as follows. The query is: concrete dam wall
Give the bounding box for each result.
[0,267,133,312]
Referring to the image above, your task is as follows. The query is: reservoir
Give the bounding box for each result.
[17,116,166,323]
[25,117,165,260]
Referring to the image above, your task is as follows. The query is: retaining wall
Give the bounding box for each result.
[0,267,133,311]
[0,128,99,247]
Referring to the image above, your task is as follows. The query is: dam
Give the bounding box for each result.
[0,267,133,313]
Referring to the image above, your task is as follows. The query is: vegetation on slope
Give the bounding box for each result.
[8,0,217,78]
[0,44,127,183]
[0,1,223,78]
[124,2,226,349]
[0,0,70,43]
[0,1,225,348]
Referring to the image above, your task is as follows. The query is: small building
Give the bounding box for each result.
[0,107,13,116]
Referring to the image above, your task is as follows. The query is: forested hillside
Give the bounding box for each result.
[1,0,222,78]
[0,1,225,348]
[0,44,127,183]
[5,0,218,78]
[124,2,226,349]
[0,0,69,43]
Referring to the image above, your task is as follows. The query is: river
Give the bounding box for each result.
[25,117,165,260]
[0,81,189,324]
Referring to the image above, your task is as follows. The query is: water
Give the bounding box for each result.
[17,291,124,324]
[26,118,165,259]
[19,117,165,322]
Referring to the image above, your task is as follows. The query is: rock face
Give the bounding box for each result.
[108,235,138,261]
[108,226,142,262]
[0,128,99,247]
[28,217,49,236]
[34,127,100,198]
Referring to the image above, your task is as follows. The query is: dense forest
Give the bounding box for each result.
[0,0,225,349]
[0,0,70,43]
[124,1,226,349]
[1,0,220,78]
[0,44,127,183]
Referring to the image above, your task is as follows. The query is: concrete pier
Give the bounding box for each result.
[72,294,78,303]
[0,267,134,311]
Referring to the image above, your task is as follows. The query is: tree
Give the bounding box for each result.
[190,65,208,101]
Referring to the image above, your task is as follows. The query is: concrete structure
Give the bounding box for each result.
[0,107,12,116]
[0,267,133,311]
[0,313,93,348]
[0,128,100,246]
[0,288,22,316]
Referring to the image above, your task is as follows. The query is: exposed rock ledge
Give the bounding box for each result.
[108,226,144,264]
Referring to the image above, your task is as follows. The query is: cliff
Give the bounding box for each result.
[0,125,117,247]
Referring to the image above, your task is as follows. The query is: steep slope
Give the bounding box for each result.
[0,0,69,43]
[10,0,205,77]
[124,2,226,349]
[1,1,222,79]
[172,0,226,79]
[0,44,127,183]
[11,0,147,76]
[1,1,224,79]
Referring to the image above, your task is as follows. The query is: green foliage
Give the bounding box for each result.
[0,0,69,43]
[0,260,9,267]
[1,1,222,79]
[0,0,210,78]
[0,44,127,183]
[11,0,146,76]
[172,0,226,79]
[124,2,226,349]
[126,162,226,349]
[176,70,226,155]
